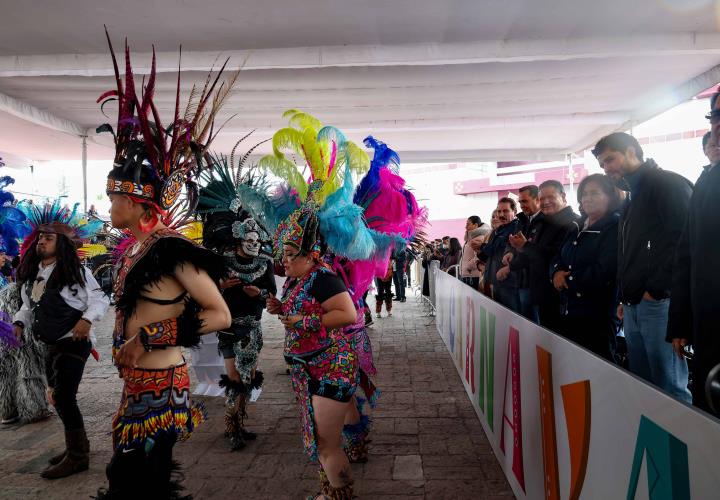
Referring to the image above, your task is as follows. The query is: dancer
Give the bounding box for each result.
[198,155,276,450]
[0,177,47,426]
[257,111,375,499]
[12,200,107,479]
[95,32,232,499]
[339,136,426,464]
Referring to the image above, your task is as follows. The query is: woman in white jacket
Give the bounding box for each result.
[460,216,491,289]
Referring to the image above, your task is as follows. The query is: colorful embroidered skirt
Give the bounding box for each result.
[286,337,358,461]
[346,323,380,408]
[112,362,206,451]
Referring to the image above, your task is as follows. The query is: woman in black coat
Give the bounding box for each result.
[551,174,622,361]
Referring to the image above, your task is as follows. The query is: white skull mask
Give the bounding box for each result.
[241,232,260,256]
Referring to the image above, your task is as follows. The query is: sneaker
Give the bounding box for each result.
[388,312,393,317]
[376,313,382,318]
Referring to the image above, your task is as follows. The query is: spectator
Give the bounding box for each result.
[441,237,462,276]
[393,246,407,302]
[422,243,440,297]
[668,100,720,413]
[479,198,520,311]
[460,216,491,289]
[593,132,693,403]
[375,260,394,318]
[507,180,579,331]
[551,174,621,361]
[405,248,415,288]
[515,185,542,323]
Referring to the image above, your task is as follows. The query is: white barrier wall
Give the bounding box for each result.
[433,268,719,500]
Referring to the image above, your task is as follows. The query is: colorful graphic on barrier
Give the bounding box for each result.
[432,268,720,500]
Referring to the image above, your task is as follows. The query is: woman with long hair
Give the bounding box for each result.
[441,237,462,276]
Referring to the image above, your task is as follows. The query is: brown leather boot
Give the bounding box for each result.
[41,428,89,479]
[48,431,89,465]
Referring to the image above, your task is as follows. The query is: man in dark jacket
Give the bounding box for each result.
[515,185,543,323]
[667,96,720,414]
[593,132,693,403]
[507,180,579,332]
[479,197,520,312]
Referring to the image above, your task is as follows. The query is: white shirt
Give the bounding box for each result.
[13,261,109,344]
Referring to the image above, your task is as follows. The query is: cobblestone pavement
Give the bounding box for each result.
[0,290,513,499]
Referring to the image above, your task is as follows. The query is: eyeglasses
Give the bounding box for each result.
[705,110,720,124]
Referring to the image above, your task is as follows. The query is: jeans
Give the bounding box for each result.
[623,299,691,403]
[518,288,540,324]
[392,269,406,300]
[44,338,91,431]
[494,286,520,313]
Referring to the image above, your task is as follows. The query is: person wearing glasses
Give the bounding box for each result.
[266,212,358,500]
[668,95,720,414]
[593,132,693,403]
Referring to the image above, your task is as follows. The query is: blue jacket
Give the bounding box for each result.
[551,212,619,319]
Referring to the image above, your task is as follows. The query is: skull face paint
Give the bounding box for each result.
[240,232,261,257]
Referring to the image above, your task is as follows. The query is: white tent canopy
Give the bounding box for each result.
[1,0,719,165]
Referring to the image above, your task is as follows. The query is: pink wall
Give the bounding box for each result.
[425,218,467,242]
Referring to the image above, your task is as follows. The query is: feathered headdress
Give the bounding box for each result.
[0,176,29,256]
[339,136,427,298]
[197,133,276,253]
[97,28,238,217]
[257,110,373,258]
[17,199,103,257]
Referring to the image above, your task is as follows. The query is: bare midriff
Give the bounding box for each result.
[124,274,186,370]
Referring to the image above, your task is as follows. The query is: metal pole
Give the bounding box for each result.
[567,153,575,206]
[81,135,88,214]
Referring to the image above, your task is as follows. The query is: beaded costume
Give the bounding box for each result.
[197,152,277,450]
[96,29,234,499]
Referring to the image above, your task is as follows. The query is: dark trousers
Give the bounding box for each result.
[406,265,412,287]
[494,286,520,313]
[376,279,393,313]
[556,315,616,362]
[105,433,180,499]
[392,269,406,300]
[45,338,91,431]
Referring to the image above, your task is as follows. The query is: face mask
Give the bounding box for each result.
[241,232,260,256]
[442,244,448,250]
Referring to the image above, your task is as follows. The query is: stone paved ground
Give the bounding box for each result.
[0,290,513,499]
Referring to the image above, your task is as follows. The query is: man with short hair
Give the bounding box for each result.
[507,181,579,331]
[479,198,520,311]
[667,98,720,413]
[514,185,542,323]
[593,132,692,403]
[460,215,491,289]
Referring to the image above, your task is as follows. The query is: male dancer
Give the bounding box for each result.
[13,201,107,479]
[199,166,276,450]
[96,33,232,498]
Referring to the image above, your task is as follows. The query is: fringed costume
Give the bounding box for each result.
[198,152,277,450]
[334,136,426,464]
[0,177,49,426]
[95,30,234,499]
